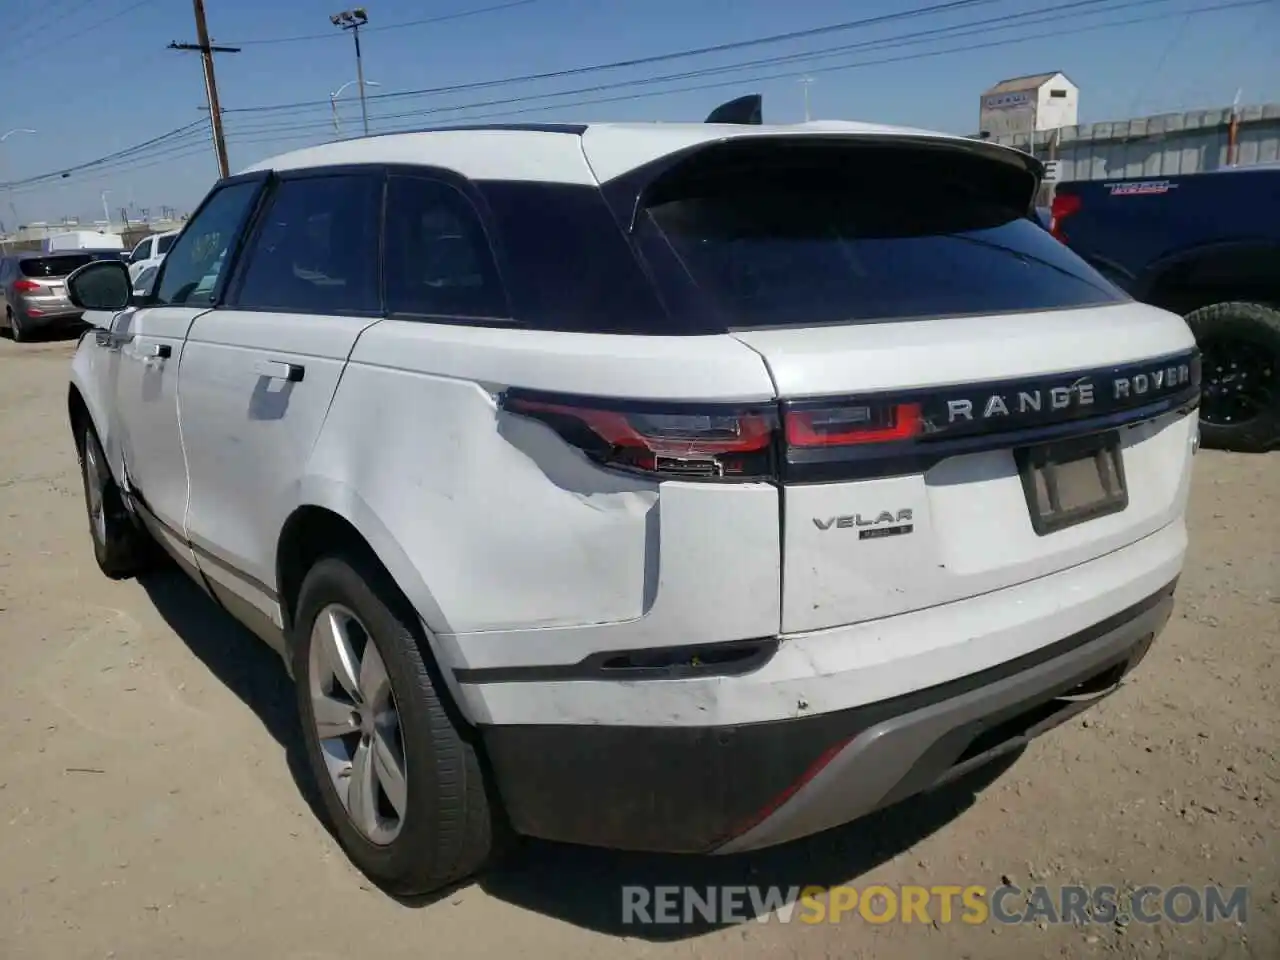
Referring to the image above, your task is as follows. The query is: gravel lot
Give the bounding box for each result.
[1,332,1276,960]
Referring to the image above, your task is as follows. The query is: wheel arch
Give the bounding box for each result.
[1135,240,1280,315]
[68,382,93,446]
[274,481,473,718]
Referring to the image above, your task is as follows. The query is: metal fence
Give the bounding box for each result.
[980,102,1280,184]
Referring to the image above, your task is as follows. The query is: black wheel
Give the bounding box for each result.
[75,423,154,579]
[292,553,501,896]
[1186,301,1280,453]
[8,309,27,343]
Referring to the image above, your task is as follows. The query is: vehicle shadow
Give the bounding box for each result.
[2,322,87,344]
[136,563,325,820]
[137,561,1021,940]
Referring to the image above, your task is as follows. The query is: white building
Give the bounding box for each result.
[978,71,1078,138]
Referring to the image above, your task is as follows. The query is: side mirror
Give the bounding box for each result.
[67,259,132,312]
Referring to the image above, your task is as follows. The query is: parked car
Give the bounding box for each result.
[1049,166,1280,452]
[127,229,179,282]
[66,120,1198,896]
[0,251,115,341]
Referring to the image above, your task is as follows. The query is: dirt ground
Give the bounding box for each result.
[1,332,1276,960]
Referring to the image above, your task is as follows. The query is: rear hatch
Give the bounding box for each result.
[632,135,1198,633]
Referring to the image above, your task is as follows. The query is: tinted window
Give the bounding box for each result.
[156,234,176,255]
[154,180,261,307]
[131,239,151,262]
[235,174,380,314]
[385,176,507,320]
[20,255,92,278]
[478,180,667,333]
[640,141,1125,328]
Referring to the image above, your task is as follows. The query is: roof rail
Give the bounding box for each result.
[705,94,762,125]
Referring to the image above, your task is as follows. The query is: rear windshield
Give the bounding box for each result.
[157,234,176,255]
[640,141,1126,328]
[19,255,92,278]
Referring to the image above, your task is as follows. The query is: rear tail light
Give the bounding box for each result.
[501,392,933,482]
[785,402,922,447]
[1049,192,1081,242]
[12,279,40,293]
[501,391,777,480]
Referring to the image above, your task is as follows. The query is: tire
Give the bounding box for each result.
[8,309,27,343]
[292,553,500,896]
[75,423,154,579]
[1185,301,1280,453]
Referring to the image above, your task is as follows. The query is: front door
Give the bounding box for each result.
[112,176,267,569]
[178,170,384,643]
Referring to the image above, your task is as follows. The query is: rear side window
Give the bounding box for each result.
[384,176,507,321]
[477,180,668,333]
[157,234,176,255]
[640,141,1126,329]
[20,255,91,278]
[235,174,381,315]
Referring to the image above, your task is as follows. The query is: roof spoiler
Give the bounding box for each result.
[705,94,762,125]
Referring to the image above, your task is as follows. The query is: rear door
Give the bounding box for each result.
[631,136,1198,634]
[178,168,384,637]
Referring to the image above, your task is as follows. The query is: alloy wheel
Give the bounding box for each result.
[308,603,408,846]
[1200,337,1276,427]
[83,435,108,547]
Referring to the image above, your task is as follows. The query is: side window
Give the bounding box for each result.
[153,180,261,308]
[130,239,151,262]
[234,174,380,315]
[156,234,176,255]
[385,176,508,321]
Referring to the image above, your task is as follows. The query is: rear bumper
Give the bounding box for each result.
[482,581,1174,853]
[16,305,83,326]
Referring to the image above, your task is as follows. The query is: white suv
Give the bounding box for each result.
[65,120,1200,895]
[126,229,179,282]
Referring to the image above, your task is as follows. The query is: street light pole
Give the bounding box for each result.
[798,77,815,122]
[329,79,380,134]
[330,8,371,136]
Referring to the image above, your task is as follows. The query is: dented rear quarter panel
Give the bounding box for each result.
[303,317,784,674]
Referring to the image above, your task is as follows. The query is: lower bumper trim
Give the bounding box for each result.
[480,580,1175,854]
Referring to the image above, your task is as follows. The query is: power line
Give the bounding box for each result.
[0,121,209,190]
[7,0,1267,190]
[222,0,1214,140]
[222,0,540,45]
[223,0,1010,115]
[7,0,164,54]
[0,0,98,52]
[225,0,1108,136]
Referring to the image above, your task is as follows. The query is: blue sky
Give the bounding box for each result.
[2,0,1277,225]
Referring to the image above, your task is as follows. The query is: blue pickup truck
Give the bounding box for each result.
[1049,165,1280,452]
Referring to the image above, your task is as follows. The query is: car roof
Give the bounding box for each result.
[238,120,1031,187]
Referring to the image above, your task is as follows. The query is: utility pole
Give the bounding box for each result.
[330,8,371,137]
[170,0,240,179]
